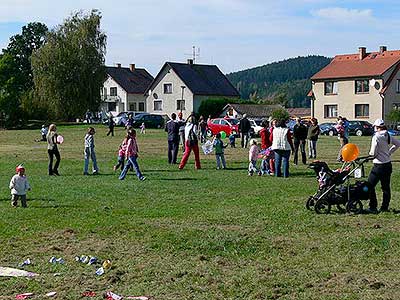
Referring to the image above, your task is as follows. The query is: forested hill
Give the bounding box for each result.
[226,56,331,107]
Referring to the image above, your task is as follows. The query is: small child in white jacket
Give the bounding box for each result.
[9,165,31,208]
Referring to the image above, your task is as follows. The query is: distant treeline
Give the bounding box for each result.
[226,56,331,108]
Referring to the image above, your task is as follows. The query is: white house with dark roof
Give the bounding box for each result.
[101,63,153,115]
[145,59,240,118]
[309,46,400,124]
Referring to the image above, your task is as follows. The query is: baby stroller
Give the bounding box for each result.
[306,156,372,214]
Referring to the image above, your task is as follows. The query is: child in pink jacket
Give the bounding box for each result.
[248,139,259,176]
[118,129,146,181]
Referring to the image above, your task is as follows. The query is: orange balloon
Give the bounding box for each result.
[341,143,360,162]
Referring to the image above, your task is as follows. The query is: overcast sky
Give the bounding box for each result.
[1,0,400,75]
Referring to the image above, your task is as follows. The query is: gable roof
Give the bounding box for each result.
[311,50,400,80]
[223,103,283,118]
[287,108,311,118]
[106,66,153,94]
[147,62,240,97]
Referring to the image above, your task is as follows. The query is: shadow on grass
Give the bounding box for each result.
[157,177,203,181]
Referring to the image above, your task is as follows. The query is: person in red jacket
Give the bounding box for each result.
[259,120,273,175]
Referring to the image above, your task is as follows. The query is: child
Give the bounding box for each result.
[113,138,128,171]
[228,132,236,148]
[213,132,227,169]
[248,139,259,176]
[40,125,48,141]
[84,127,99,175]
[140,122,146,134]
[9,165,31,208]
[119,129,146,181]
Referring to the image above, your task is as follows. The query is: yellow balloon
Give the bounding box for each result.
[341,143,360,162]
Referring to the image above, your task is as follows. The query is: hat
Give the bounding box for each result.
[16,164,25,172]
[373,119,385,127]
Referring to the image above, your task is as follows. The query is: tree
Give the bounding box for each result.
[386,109,400,125]
[198,97,234,119]
[32,10,107,120]
[271,107,289,122]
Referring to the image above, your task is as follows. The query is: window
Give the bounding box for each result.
[176,99,185,111]
[129,103,137,111]
[220,120,228,125]
[355,104,369,118]
[355,80,369,94]
[103,88,107,96]
[163,83,172,94]
[110,87,117,96]
[107,102,116,112]
[212,119,219,124]
[153,100,162,111]
[138,102,145,111]
[397,79,400,93]
[324,105,338,118]
[324,81,338,95]
[393,103,400,110]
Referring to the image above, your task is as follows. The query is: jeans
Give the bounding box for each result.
[119,155,143,180]
[368,162,392,210]
[241,132,250,148]
[216,153,226,169]
[294,139,307,164]
[168,140,179,164]
[308,140,317,158]
[274,149,291,178]
[84,147,99,174]
[48,148,61,175]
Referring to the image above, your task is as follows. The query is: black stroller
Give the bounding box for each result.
[306,156,372,214]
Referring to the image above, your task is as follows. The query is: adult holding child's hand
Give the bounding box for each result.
[46,124,61,176]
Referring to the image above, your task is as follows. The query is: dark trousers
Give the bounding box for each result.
[48,149,61,175]
[11,194,27,208]
[293,139,307,165]
[168,140,179,164]
[241,132,250,148]
[368,162,392,210]
[107,126,114,136]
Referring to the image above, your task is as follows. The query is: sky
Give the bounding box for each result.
[1,0,400,76]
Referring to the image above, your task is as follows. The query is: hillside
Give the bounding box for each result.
[226,56,331,107]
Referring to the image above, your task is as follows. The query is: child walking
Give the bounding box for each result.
[213,132,227,169]
[119,129,146,181]
[228,133,236,148]
[248,139,259,176]
[113,140,127,171]
[140,122,146,134]
[9,165,31,208]
[84,127,99,175]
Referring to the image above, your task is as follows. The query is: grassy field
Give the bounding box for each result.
[1,125,400,300]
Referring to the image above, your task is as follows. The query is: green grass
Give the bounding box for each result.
[1,126,400,299]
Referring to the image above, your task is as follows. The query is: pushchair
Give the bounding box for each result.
[306,156,372,214]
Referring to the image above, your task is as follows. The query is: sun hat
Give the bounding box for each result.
[373,119,385,127]
[16,164,25,173]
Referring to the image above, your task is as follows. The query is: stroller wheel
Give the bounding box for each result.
[306,197,315,210]
[346,200,363,214]
[315,199,331,214]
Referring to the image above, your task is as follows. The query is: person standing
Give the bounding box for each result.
[125,113,134,129]
[270,119,294,178]
[83,127,99,175]
[9,165,31,208]
[335,119,348,161]
[165,113,180,164]
[259,120,272,175]
[177,112,186,153]
[239,114,251,148]
[107,113,115,136]
[198,116,207,143]
[47,124,61,176]
[178,116,201,170]
[293,117,308,165]
[366,119,400,213]
[213,132,227,169]
[307,118,320,159]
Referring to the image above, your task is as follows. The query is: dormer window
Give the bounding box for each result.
[355,80,369,94]
[163,83,172,94]
[324,81,338,95]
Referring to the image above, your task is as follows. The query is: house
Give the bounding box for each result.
[145,60,240,117]
[220,103,283,119]
[309,46,400,124]
[101,64,153,115]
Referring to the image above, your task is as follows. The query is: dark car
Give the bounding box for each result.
[347,120,374,136]
[132,114,164,129]
[319,122,337,136]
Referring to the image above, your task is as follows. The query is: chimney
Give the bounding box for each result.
[187,59,194,65]
[379,46,387,53]
[129,64,135,72]
[359,47,366,60]
[116,63,121,68]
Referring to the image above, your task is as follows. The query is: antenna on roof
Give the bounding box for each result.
[185,46,200,63]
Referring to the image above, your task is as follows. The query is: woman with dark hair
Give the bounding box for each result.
[366,119,400,213]
[178,116,201,170]
[47,124,61,176]
[270,119,294,178]
[307,118,320,159]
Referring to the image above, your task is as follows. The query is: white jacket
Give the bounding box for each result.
[272,127,291,151]
[9,175,31,195]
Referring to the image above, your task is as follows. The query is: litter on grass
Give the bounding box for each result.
[19,259,31,267]
[95,267,104,276]
[0,267,38,277]
[102,260,111,270]
[82,291,96,297]
[45,292,57,297]
[15,293,34,299]
[49,257,64,264]
[105,291,122,300]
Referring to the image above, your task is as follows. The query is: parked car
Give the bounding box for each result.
[207,118,239,137]
[131,113,164,129]
[113,111,133,126]
[347,120,374,136]
[388,128,400,136]
[319,122,337,136]
[249,119,263,137]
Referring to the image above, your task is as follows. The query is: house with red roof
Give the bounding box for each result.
[309,46,400,124]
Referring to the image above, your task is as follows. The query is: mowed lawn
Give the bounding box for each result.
[1,125,400,300]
